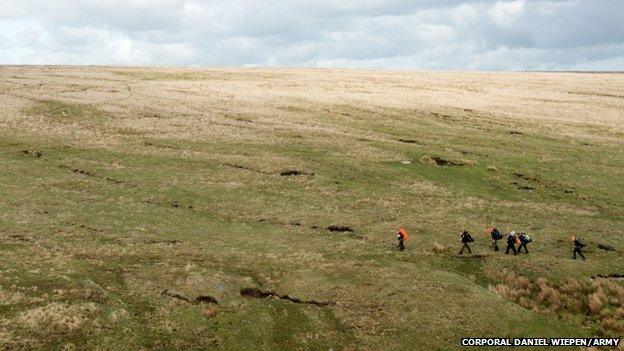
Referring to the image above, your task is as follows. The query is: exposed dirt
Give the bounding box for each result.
[143,141,178,149]
[21,150,42,158]
[162,289,192,303]
[597,243,616,252]
[512,181,535,191]
[433,156,465,166]
[326,225,354,233]
[59,165,124,185]
[419,155,476,167]
[6,233,32,242]
[240,288,334,307]
[280,170,314,176]
[162,290,218,305]
[195,295,219,304]
[224,163,272,175]
[146,239,181,245]
[258,219,302,227]
[431,156,461,166]
[513,173,539,182]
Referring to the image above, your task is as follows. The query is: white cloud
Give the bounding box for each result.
[0,0,622,70]
[489,0,525,27]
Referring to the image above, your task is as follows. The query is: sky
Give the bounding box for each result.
[1,0,623,71]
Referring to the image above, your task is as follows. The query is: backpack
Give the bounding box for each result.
[521,233,532,243]
[463,232,474,243]
[507,234,516,244]
[575,238,586,247]
[492,228,503,240]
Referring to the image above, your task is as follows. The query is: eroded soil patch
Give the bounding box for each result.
[21,149,42,158]
[513,173,539,182]
[280,170,314,176]
[240,288,334,307]
[420,156,476,167]
[597,243,616,252]
[326,225,354,233]
[59,165,124,185]
[162,290,219,305]
[224,163,272,175]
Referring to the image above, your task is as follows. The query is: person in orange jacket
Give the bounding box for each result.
[396,228,409,251]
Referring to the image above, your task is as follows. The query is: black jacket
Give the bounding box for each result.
[461,232,473,243]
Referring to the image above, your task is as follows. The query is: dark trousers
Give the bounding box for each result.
[518,243,529,254]
[505,243,517,255]
[573,247,585,260]
[398,238,405,251]
[492,240,500,251]
[459,243,472,255]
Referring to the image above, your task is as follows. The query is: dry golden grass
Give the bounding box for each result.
[492,270,624,337]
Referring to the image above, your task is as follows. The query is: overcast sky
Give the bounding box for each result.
[1,0,623,70]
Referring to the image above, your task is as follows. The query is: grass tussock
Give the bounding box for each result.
[17,302,101,335]
[432,241,453,254]
[492,270,624,337]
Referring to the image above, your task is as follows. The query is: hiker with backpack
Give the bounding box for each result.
[458,230,474,255]
[572,235,586,260]
[517,232,532,254]
[396,228,409,251]
[505,231,517,255]
[488,227,503,251]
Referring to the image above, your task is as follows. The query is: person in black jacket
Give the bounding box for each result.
[517,232,532,254]
[459,230,474,255]
[489,227,502,251]
[505,231,517,255]
[572,235,586,260]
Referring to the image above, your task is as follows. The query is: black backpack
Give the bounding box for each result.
[575,238,586,247]
[521,233,532,243]
[492,228,503,240]
[463,232,474,243]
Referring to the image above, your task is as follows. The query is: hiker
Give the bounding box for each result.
[505,231,517,255]
[458,230,474,255]
[572,235,586,260]
[517,232,532,254]
[396,228,409,251]
[488,227,503,251]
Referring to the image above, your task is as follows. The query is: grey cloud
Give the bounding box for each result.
[0,0,622,70]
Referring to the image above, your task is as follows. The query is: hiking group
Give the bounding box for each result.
[486,227,532,255]
[396,227,587,260]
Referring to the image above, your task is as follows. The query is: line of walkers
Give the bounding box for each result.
[396,227,587,260]
[456,227,586,259]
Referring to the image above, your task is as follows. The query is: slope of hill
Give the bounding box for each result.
[1,66,623,350]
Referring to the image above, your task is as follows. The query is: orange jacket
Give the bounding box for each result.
[397,228,409,241]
